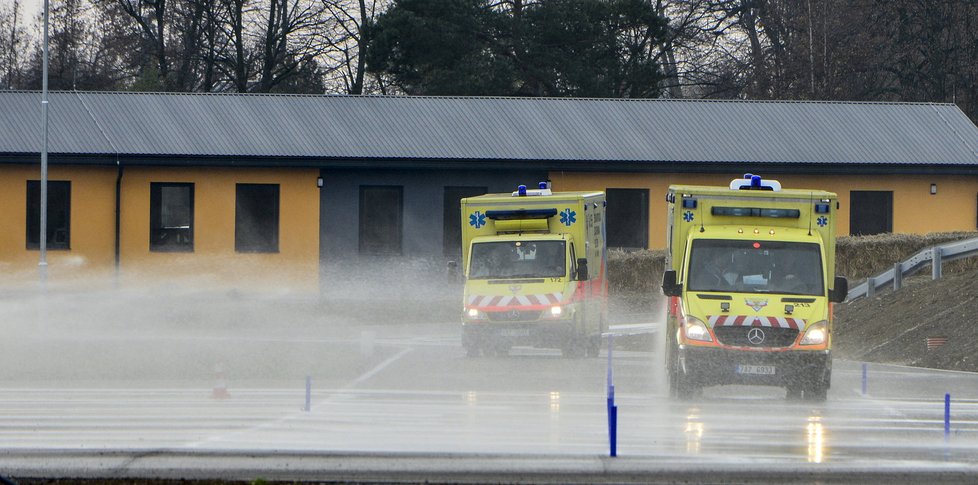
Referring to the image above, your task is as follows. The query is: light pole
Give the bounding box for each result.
[39,0,49,285]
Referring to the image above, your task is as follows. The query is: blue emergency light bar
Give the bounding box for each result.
[729,175,781,191]
[712,207,800,218]
[485,209,558,220]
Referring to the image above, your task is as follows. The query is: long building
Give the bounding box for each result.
[2,92,977,292]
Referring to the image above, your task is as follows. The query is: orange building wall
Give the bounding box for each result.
[118,167,321,291]
[549,171,978,249]
[0,164,117,286]
[0,164,320,291]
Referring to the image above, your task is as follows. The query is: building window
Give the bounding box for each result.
[606,188,649,249]
[359,185,403,256]
[443,186,487,258]
[850,190,893,235]
[235,184,279,253]
[150,183,194,252]
[26,180,71,250]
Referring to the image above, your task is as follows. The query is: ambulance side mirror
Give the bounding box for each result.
[575,258,589,281]
[662,270,683,297]
[828,276,848,303]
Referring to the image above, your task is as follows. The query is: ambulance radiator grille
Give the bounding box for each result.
[714,327,799,348]
[488,310,542,322]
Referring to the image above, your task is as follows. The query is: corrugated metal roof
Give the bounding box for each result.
[1,91,977,166]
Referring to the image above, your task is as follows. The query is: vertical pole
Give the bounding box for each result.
[607,332,617,457]
[39,0,50,286]
[892,263,902,291]
[305,375,311,412]
[861,363,867,396]
[866,277,875,298]
[944,393,951,441]
[932,247,943,280]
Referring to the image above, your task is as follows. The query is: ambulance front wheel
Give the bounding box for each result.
[561,316,587,358]
[561,338,585,358]
[670,347,700,399]
[585,335,601,358]
[786,370,830,402]
[462,327,483,358]
[674,370,701,400]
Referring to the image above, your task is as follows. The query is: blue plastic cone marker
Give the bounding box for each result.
[606,332,617,457]
[305,375,312,412]
[861,363,868,396]
[945,393,951,441]
[610,404,618,457]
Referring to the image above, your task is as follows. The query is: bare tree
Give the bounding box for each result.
[319,0,387,94]
[0,0,29,89]
[114,0,172,88]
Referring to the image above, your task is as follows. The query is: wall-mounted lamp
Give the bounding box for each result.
[930,183,937,195]
[317,176,324,189]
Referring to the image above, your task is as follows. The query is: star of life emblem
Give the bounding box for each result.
[744,298,768,312]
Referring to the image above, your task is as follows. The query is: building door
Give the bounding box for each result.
[850,190,893,235]
[606,188,649,249]
[359,185,403,256]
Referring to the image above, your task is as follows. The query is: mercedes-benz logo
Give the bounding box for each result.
[508,309,521,320]
[746,327,766,345]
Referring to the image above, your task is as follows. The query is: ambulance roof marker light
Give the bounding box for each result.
[538,182,548,190]
[750,175,762,189]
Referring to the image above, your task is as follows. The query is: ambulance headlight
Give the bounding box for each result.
[683,316,713,342]
[543,305,565,319]
[800,321,828,345]
[465,308,488,321]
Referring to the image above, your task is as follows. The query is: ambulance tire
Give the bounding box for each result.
[786,380,828,402]
[585,335,601,358]
[463,329,482,358]
[670,347,700,399]
[561,335,586,358]
[674,371,700,400]
[562,316,586,358]
[491,341,512,357]
[805,384,828,402]
[667,349,679,397]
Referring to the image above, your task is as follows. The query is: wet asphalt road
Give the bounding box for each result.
[1,322,977,483]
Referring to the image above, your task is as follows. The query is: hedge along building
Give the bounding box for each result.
[1,92,978,293]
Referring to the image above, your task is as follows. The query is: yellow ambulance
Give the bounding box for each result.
[661,175,848,400]
[460,184,607,358]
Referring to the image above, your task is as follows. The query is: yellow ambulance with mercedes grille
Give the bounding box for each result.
[460,183,607,358]
[661,175,848,400]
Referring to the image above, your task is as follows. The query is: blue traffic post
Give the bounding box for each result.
[607,332,617,457]
[945,393,951,441]
[861,363,867,396]
[305,375,312,412]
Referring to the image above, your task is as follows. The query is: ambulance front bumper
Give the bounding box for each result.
[678,346,831,387]
[462,320,577,348]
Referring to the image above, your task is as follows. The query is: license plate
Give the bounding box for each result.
[737,364,776,375]
[500,328,530,337]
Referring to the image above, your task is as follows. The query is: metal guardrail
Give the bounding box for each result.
[846,236,978,301]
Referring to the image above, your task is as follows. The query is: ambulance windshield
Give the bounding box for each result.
[469,241,566,279]
[687,239,824,295]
